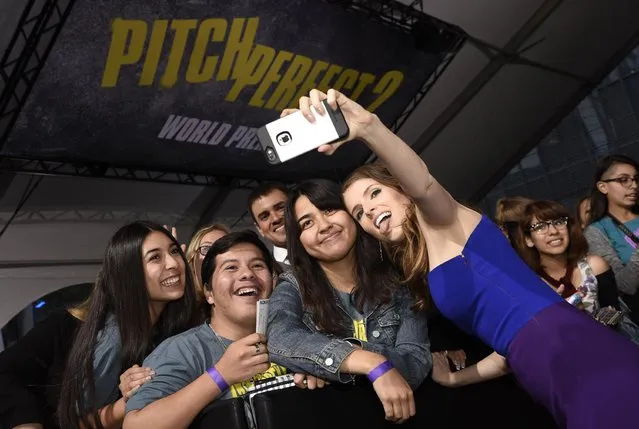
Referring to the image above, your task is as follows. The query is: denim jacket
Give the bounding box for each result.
[267,272,432,389]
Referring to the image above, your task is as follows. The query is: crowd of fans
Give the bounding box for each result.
[2,90,639,429]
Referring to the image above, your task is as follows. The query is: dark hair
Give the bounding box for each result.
[589,154,639,224]
[201,230,275,291]
[514,200,588,272]
[286,179,398,335]
[575,195,591,228]
[247,182,289,222]
[58,221,197,429]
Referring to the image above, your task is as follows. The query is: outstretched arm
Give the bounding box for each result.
[302,89,458,225]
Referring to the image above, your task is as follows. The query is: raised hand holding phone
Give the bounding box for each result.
[301,88,377,155]
[260,88,382,164]
[215,333,270,386]
[258,98,349,164]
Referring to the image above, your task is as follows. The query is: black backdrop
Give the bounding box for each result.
[2,0,463,181]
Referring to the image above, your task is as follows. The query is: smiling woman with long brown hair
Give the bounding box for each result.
[0,222,198,429]
[57,222,198,429]
[284,87,639,428]
[267,179,431,424]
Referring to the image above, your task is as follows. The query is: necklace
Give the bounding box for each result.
[209,323,230,350]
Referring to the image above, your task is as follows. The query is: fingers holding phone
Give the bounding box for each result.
[280,108,299,118]
[306,88,377,152]
[259,87,383,164]
[215,333,270,386]
[258,98,349,165]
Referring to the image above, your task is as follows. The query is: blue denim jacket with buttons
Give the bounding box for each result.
[267,272,432,389]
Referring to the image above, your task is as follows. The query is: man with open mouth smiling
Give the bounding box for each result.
[123,231,288,429]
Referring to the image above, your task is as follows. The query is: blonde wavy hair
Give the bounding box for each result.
[343,163,429,310]
[185,224,231,310]
[68,275,101,321]
[68,295,91,321]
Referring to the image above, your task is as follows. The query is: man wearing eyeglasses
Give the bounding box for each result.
[584,155,639,323]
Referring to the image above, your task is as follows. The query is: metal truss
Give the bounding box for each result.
[0,0,265,187]
[328,0,467,162]
[324,0,466,141]
[0,156,264,187]
[0,0,76,144]
[0,0,465,188]
[227,1,467,226]
[0,208,260,227]
[332,0,467,134]
[327,0,438,31]
[389,36,464,134]
[0,208,201,225]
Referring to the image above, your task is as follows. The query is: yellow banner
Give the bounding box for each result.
[101,17,403,113]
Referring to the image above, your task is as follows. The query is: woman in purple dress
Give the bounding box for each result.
[282,88,639,428]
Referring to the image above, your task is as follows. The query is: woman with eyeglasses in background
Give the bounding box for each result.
[298,88,639,428]
[517,201,602,306]
[584,155,639,322]
[185,224,230,318]
[514,200,639,345]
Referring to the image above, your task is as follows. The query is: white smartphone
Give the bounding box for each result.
[255,299,269,336]
[258,100,350,165]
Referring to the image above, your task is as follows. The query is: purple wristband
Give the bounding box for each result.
[207,366,229,392]
[367,360,394,383]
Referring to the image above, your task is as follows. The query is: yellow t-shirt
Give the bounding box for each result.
[229,362,288,398]
[352,319,368,341]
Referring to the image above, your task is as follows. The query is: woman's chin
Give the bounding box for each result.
[386,228,405,244]
[369,226,403,243]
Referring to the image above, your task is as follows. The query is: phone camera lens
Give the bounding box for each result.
[275,131,292,146]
